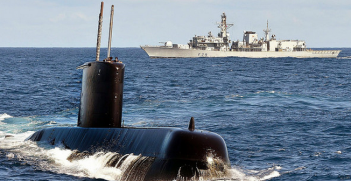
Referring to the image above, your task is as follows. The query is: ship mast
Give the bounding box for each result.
[217,13,233,39]
[263,20,271,41]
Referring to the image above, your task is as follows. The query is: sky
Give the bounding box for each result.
[0,0,350,48]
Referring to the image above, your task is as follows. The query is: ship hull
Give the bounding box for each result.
[141,46,341,58]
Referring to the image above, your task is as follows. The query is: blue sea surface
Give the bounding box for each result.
[0,47,350,180]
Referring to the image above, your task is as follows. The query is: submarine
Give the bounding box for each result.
[26,2,231,180]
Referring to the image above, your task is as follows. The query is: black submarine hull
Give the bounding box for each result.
[26,57,231,180]
[27,127,230,180]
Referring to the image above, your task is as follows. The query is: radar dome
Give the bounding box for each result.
[165,41,173,47]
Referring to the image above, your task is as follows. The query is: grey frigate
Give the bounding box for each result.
[141,13,341,58]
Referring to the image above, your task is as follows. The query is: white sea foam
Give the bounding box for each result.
[228,168,257,181]
[0,134,122,180]
[0,131,34,146]
[44,148,123,180]
[225,94,244,99]
[131,121,147,126]
[6,152,15,159]
[0,132,150,180]
[260,170,280,180]
[0,113,12,122]
[227,166,281,181]
[337,56,351,59]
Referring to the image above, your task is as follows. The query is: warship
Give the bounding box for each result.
[141,13,341,58]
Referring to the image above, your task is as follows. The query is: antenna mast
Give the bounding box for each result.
[263,20,271,41]
[107,5,114,58]
[95,2,104,61]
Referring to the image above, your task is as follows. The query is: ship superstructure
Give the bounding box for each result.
[141,13,341,58]
[190,13,233,52]
[231,20,306,52]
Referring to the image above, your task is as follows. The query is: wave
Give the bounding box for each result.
[0,132,123,180]
[226,166,281,181]
[0,113,12,122]
[224,90,351,111]
[0,111,77,135]
[337,56,351,59]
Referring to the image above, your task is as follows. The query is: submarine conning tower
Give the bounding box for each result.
[77,60,125,128]
[77,2,124,128]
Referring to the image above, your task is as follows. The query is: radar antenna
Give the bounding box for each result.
[263,20,271,41]
[217,12,233,38]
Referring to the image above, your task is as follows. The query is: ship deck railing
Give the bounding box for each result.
[231,48,263,52]
[142,45,173,48]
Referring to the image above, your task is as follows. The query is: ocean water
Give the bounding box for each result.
[0,47,350,180]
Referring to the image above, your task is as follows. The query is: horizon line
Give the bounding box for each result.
[0,46,349,49]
